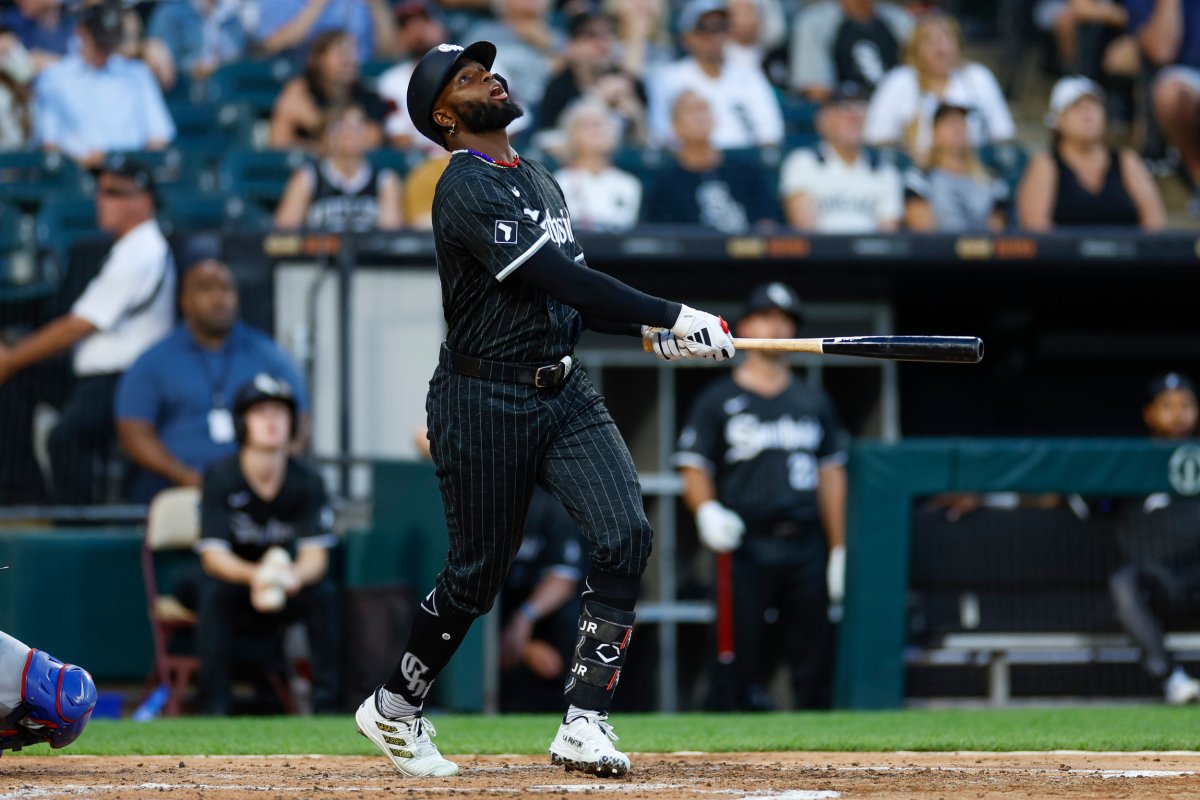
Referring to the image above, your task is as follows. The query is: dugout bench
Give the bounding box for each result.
[906,633,1200,705]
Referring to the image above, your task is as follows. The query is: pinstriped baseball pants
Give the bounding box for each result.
[425,361,653,619]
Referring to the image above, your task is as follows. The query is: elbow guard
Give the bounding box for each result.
[2,649,97,752]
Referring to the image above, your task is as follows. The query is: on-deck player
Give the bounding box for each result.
[354,40,734,778]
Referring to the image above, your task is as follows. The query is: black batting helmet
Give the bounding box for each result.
[406,41,497,149]
[233,373,298,445]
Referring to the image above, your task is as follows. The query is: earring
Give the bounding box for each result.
[449,122,457,136]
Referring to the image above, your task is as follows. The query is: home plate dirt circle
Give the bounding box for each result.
[4,752,1200,799]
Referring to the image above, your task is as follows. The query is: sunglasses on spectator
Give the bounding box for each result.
[98,184,143,199]
[694,19,729,34]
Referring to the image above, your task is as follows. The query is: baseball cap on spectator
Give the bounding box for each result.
[679,0,728,33]
[1147,372,1197,404]
[742,282,804,326]
[568,5,611,39]
[933,101,971,123]
[1045,76,1104,129]
[825,81,867,107]
[99,154,157,204]
[78,0,124,53]
[180,233,224,273]
[394,0,431,25]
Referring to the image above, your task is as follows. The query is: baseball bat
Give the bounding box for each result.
[644,335,983,363]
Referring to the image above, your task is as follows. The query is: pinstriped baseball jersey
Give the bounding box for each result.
[433,152,585,363]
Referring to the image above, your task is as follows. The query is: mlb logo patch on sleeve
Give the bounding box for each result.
[495,220,518,244]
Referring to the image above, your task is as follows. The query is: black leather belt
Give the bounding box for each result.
[443,346,576,388]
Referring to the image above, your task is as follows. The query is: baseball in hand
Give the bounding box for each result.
[252,547,294,613]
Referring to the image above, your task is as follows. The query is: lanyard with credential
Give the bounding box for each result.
[194,342,237,409]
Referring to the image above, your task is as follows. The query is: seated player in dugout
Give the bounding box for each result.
[193,374,340,715]
[1110,372,1200,705]
[0,630,96,755]
[411,427,587,712]
[675,283,849,711]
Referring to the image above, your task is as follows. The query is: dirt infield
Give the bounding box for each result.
[4,752,1200,799]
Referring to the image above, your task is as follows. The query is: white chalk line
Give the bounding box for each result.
[0,785,840,800]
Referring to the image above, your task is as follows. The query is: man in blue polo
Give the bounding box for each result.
[114,235,309,503]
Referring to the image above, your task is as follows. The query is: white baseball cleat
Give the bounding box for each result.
[355,690,459,777]
[548,711,630,777]
[1165,668,1200,706]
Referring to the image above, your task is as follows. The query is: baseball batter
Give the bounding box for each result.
[354,40,734,779]
[0,631,96,755]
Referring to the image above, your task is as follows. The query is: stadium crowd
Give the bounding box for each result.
[0,0,1196,242]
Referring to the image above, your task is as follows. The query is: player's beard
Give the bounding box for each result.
[455,96,524,135]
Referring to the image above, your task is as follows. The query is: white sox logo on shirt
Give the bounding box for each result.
[400,653,433,699]
[725,413,823,463]
[495,220,518,244]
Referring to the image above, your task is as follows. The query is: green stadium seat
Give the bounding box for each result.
[207,58,298,117]
[0,152,87,212]
[169,101,257,170]
[780,95,820,137]
[35,195,102,254]
[108,148,201,193]
[218,149,311,214]
[158,189,268,234]
[367,148,421,179]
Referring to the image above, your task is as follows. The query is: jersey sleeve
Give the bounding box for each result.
[196,466,234,553]
[673,387,726,475]
[438,173,551,282]
[816,391,850,468]
[296,469,337,550]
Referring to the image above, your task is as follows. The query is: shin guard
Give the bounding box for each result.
[564,600,635,712]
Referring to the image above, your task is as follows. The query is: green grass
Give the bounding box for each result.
[13,708,1200,756]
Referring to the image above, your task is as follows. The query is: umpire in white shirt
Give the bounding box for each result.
[0,158,175,504]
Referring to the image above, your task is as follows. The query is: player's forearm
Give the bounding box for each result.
[7,314,95,374]
[521,245,681,329]
[200,549,259,585]
[680,466,718,514]
[581,316,641,336]
[817,464,847,548]
[294,546,328,587]
[116,420,196,484]
[521,573,578,620]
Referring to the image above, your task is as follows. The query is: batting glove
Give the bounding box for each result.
[641,325,690,360]
[826,543,846,604]
[671,305,735,361]
[696,500,745,553]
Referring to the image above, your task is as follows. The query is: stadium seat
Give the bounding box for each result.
[207,58,298,117]
[780,95,820,137]
[218,149,311,215]
[366,148,421,180]
[108,148,201,193]
[35,195,102,254]
[158,189,268,234]
[169,101,257,172]
[0,152,87,212]
[141,487,296,717]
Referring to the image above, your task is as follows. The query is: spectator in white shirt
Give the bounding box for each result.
[33,1,175,169]
[376,1,447,151]
[863,12,1014,166]
[0,158,175,504]
[789,0,914,103]
[646,0,783,149]
[553,98,642,232]
[779,83,902,233]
